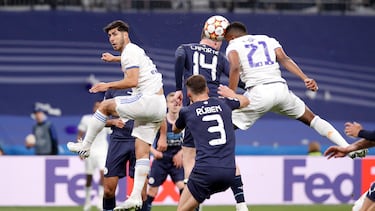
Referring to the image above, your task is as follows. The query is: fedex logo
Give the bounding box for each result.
[44,158,180,205]
[284,158,375,203]
[45,159,126,204]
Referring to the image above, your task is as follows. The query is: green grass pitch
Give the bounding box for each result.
[0,205,352,210]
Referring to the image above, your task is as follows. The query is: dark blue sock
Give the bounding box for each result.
[137,195,154,211]
[231,175,245,203]
[194,204,200,211]
[103,196,116,210]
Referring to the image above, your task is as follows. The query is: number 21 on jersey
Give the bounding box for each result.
[245,41,275,68]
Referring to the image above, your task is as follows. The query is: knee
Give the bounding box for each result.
[104,185,116,198]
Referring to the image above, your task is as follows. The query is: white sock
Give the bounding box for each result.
[83,110,107,145]
[130,159,150,198]
[85,186,91,205]
[97,185,104,208]
[310,116,349,147]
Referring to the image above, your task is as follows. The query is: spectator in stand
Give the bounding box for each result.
[25,108,59,155]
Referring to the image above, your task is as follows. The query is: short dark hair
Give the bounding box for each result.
[225,21,247,35]
[103,20,129,33]
[186,75,207,95]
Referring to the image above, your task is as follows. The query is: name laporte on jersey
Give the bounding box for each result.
[190,45,219,55]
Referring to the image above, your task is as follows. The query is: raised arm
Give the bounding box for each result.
[324,139,375,159]
[275,47,318,92]
[174,46,186,106]
[218,84,249,108]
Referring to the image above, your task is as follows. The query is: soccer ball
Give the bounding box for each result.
[25,134,36,147]
[203,15,230,41]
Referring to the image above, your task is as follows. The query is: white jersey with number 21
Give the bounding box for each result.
[226,34,286,88]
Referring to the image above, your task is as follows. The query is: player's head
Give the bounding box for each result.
[200,29,223,50]
[186,75,209,101]
[103,20,130,52]
[166,92,181,114]
[33,108,47,123]
[224,21,247,42]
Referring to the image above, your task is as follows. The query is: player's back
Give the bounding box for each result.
[177,43,229,104]
[226,34,286,88]
[180,97,236,169]
[121,43,163,95]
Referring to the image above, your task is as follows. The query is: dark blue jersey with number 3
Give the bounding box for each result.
[174,43,230,105]
[175,97,240,169]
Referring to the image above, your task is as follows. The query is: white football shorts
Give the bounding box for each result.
[232,82,305,130]
[114,93,166,145]
[85,150,107,175]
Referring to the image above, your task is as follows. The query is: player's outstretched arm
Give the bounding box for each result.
[173,90,183,106]
[90,68,139,93]
[156,119,167,152]
[101,52,121,62]
[325,139,375,159]
[218,85,249,108]
[275,47,318,92]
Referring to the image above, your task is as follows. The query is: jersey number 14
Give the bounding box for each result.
[193,51,218,81]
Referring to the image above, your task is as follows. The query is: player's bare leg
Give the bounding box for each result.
[182,146,196,180]
[114,138,150,210]
[182,146,202,211]
[103,176,118,210]
[177,186,200,211]
[298,106,367,158]
[359,197,375,211]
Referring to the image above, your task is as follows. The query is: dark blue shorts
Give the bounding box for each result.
[148,156,184,187]
[366,182,375,201]
[105,140,135,178]
[187,166,235,203]
[182,126,195,148]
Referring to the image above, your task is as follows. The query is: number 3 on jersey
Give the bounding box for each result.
[245,41,274,68]
[193,51,218,81]
[202,114,226,146]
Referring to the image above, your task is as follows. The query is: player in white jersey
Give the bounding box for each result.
[67,20,166,211]
[77,101,110,211]
[224,21,367,158]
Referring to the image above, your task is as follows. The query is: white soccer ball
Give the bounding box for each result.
[25,134,36,146]
[203,15,230,41]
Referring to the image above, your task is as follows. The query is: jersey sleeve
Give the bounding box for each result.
[174,45,186,91]
[121,46,141,71]
[358,130,375,142]
[225,42,237,58]
[268,37,282,50]
[224,98,241,110]
[175,107,187,130]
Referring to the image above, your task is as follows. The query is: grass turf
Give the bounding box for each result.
[0,205,352,210]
